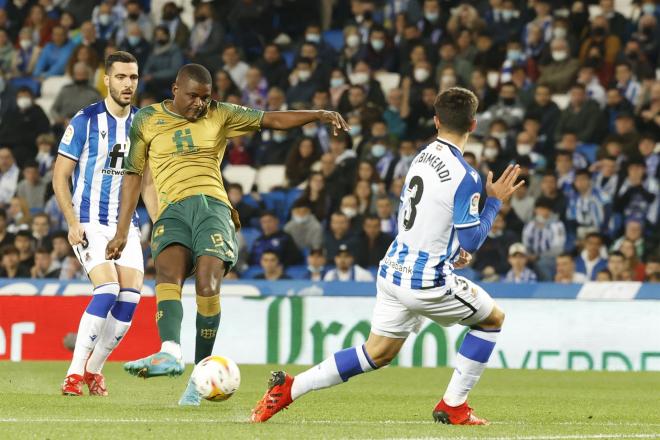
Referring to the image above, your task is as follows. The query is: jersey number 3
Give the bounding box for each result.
[403,175,424,230]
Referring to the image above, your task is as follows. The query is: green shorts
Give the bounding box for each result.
[151,195,238,272]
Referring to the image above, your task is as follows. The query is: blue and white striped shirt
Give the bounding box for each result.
[504,267,538,283]
[522,218,566,258]
[566,188,610,230]
[57,100,139,226]
[378,138,482,289]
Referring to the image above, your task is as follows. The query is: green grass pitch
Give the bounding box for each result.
[1,362,659,439]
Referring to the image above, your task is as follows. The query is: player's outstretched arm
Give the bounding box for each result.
[106,172,142,260]
[262,110,349,135]
[457,165,525,254]
[52,156,85,247]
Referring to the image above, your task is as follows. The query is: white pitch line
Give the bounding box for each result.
[1,418,660,430]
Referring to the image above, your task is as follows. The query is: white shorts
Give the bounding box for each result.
[73,223,144,274]
[370,275,495,339]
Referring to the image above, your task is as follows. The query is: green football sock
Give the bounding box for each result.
[156,283,183,345]
[195,294,221,363]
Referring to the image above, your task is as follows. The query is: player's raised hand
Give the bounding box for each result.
[318,110,349,135]
[106,234,127,260]
[486,164,525,202]
[68,222,86,247]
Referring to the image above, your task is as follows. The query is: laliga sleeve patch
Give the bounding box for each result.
[469,193,480,216]
[62,125,74,145]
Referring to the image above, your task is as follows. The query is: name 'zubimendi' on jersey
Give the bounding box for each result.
[251,87,524,426]
[379,137,483,289]
[53,52,154,398]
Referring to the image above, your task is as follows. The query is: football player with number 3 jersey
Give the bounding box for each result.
[53,52,157,397]
[252,88,525,425]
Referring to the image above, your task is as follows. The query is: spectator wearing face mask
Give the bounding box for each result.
[537,38,580,94]
[0,88,50,168]
[578,15,621,86]
[476,82,525,138]
[159,2,190,51]
[142,25,184,101]
[283,199,323,252]
[188,3,225,70]
[51,62,102,127]
[11,27,41,78]
[118,22,151,67]
[358,24,398,72]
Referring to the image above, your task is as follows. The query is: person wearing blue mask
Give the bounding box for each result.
[118,23,151,66]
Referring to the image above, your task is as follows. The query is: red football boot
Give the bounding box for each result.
[61,374,84,396]
[84,371,108,396]
[250,371,294,423]
[432,399,489,425]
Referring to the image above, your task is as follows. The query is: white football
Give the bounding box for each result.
[191,355,241,401]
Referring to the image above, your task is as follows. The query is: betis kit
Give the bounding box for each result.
[124,100,264,271]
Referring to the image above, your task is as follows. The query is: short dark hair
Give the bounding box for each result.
[154,24,170,37]
[585,232,603,241]
[261,250,280,261]
[1,245,18,257]
[226,183,243,193]
[177,63,212,85]
[433,87,478,135]
[16,230,32,239]
[105,51,137,73]
[609,250,624,259]
[575,168,591,178]
[51,230,68,241]
[260,210,277,219]
[535,198,554,210]
[35,247,50,255]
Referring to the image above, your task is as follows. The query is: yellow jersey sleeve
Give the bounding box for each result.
[216,102,264,138]
[124,106,155,175]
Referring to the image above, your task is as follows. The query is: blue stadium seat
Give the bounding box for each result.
[577,143,598,164]
[286,265,309,279]
[241,265,263,279]
[282,50,295,69]
[241,227,261,252]
[322,30,344,51]
[261,191,289,224]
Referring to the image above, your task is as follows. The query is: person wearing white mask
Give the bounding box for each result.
[283,200,323,251]
[0,87,50,167]
[286,58,319,109]
[418,0,444,44]
[302,23,337,65]
[340,25,362,70]
[358,25,396,72]
[537,38,580,93]
[12,27,41,77]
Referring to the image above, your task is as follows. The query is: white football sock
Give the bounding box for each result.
[86,289,140,374]
[161,340,182,360]
[291,345,376,400]
[443,328,500,406]
[66,283,120,376]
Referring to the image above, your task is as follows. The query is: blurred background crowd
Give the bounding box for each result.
[0,0,657,283]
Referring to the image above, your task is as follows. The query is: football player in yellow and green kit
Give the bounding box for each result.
[105,64,348,405]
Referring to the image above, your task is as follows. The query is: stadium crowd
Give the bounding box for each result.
[0,0,657,283]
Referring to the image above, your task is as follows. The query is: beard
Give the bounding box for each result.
[108,85,132,107]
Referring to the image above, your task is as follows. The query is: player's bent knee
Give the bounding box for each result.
[195,283,219,298]
[86,282,121,318]
[364,334,405,367]
[478,305,505,329]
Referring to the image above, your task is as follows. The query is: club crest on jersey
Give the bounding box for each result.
[469,193,480,215]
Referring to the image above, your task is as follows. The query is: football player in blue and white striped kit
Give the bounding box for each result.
[53,52,157,397]
[252,88,524,425]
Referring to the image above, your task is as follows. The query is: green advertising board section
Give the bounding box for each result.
[175,296,660,372]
